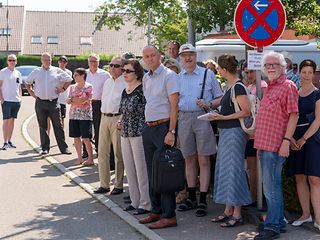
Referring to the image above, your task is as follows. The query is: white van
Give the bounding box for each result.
[196,39,320,67]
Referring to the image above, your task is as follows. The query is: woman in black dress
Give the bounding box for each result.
[287,59,320,230]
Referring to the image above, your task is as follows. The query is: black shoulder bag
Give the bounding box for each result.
[200,69,218,135]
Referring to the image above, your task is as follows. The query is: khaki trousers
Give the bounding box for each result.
[98,115,124,189]
[121,136,151,210]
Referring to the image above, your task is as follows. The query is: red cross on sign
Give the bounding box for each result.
[234,0,286,48]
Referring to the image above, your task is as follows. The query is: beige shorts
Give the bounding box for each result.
[178,111,217,158]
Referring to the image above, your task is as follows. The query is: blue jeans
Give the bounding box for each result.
[259,150,286,233]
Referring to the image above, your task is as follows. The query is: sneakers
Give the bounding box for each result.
[1,142,9,150]
[8,141,16,148]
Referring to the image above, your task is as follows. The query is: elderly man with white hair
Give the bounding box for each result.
[254,51,299,240]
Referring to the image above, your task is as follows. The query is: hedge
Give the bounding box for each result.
[0,54,114,72]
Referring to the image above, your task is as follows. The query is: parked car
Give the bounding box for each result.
[16,65,38,96]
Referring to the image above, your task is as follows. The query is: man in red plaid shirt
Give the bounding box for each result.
[254,51,299,240]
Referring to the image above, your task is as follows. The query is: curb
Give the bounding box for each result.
[22,113,166,240]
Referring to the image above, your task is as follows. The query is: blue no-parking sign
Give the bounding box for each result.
[234,0,286,48]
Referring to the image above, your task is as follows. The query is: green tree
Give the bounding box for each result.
[187,0,320,37]
[94,0,187,49]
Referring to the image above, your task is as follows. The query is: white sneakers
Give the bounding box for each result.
[292,216,313,226]
[314,221,320,231]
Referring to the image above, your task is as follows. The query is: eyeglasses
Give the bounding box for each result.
[8,59,16,62]
[109,64,122,68]
[122,69,135,74]
[264,63,280,69]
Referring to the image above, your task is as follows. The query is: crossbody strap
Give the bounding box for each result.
[200,69,208,113]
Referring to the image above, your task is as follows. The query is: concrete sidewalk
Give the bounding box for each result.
[23,101,319,240]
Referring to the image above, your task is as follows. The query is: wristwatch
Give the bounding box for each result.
[169,129,176,134]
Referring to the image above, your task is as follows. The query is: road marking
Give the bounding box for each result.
[22,113,165,240]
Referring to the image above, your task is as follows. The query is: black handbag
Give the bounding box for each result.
[305,90,320,144]
[152,145,185,193]
[200,69,218,134]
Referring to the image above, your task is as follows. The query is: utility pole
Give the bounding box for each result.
[6,0,9,55]
[147,0,154,45]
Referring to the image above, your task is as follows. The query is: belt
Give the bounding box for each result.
[103,113,121,117]
[297,123,310,127]
[37,97,58,102]
[147,118,170,127]
[91,99,101,102]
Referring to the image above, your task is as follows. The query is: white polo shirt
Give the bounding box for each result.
[86,68,111,100]
[101,75,126,114]
[0,67,22,102]
[57,68,72,105]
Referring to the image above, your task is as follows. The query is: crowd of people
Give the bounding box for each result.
[0,40,319,240]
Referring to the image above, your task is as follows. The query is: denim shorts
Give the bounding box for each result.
[1,101,21,120]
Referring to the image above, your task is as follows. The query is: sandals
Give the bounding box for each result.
[211,213,231,223]
[195,203,207,217]
[220,216,244,227]
[177,199,197,211]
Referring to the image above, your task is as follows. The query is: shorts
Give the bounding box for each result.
[69,119,92,138]
[178,111,217,157]
[60,104,66,119]
[1,101,21,120]
[245,139,257,157]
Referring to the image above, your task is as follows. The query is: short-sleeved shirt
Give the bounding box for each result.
[254,75,299,152]
[86,68,111,100]
[100,75,126,114]
[26,66,73,100]
[68,82,93,120]
[287,69,300,89]
[119,84,146,138]
[218,80,247,129]
[58,68,72,105]
[178,66,222,112]
[0,67,22,102]
[143,64,179,121]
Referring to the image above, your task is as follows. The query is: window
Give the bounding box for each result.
[47,36,58,44]
[31,36,42,44]
[0,28,12,36]
[80,36,92,45]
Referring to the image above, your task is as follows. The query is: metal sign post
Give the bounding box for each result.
[234,0,286,211]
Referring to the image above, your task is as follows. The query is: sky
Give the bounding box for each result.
[6,0,105,12]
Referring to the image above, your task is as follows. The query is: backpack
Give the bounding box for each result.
[230,82,260,135]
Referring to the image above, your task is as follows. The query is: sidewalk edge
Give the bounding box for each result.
[22,113,165,240]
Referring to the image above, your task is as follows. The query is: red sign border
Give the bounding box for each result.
[234,0,286,48]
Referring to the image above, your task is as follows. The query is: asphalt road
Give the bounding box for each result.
[0,96,144,240]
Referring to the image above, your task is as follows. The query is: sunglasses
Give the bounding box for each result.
[8,59,16,62]
[109,64,121,68]
[122,69,135,74]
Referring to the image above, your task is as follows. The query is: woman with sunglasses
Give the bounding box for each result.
[118,59,151,215]
[66,68,94,166]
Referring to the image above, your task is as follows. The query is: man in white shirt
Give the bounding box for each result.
[0,54,22,150]
[57,55,72,129]
[94,56,126,195]
[26,52,72,155]
[85,53,111,155]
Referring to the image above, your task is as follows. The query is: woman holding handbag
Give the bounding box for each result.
[286,59,320,230]
[209,54,252,227]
